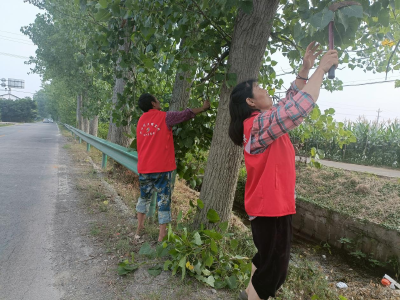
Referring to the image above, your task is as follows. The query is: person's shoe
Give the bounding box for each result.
[238,290,248,300]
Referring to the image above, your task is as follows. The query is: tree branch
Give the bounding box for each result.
[385,39,400,80]
[190,0,232,44]
[198,48,230,84]
[270,32,304,55]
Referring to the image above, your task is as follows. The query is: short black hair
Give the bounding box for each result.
[138,93,156,112]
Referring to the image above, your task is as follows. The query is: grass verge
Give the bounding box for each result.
[295,162,400,230]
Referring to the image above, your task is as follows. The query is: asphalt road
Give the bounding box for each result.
[0,122,62,300]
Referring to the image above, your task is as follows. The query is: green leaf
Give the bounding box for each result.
[336,10,349,31]
[310,107,321,120]
[117,263,138,276]
[205,255,214,267]
[230,239,239,250]
[203,230,223,240]
[311,147,316,157]
[326,108,335,115]
[225,275,238,289]
[163,260,172,270]
[193,232,203,245]
[94,9,111,21]
[111,3,120,14]
[378,9,390,27]
[206,209,220,223]
[190,179,196,188]
[307,7,334,30]
[156,243,169,257]
[395,80,400,88]
[218,221,229,232]
[340,5,363,18]
[210,239,218,253]
[141,27,157,39]
[205,275,215,287]
[139,242,155,258]
[99,0,109,9]
[177,210,183,222]
[143,58,154,69]
[197,199,204,209]
[178,256,187,268]
[293,22,303,42]
[148,265,162,276]
[194,261,202,275]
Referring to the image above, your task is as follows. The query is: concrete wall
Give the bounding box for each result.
[293,199,400,265]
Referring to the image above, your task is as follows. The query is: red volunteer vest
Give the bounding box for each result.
[137,109,176,174]
[243,113,296,217]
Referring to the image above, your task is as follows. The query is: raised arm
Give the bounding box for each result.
[165,100,210,130]
[302,50,338,102]
[249,49,338,154]
[295,41,323,90]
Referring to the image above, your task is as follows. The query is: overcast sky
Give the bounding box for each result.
[1,0,399,122]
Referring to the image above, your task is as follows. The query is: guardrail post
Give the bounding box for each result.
[102,153,108,169]
[79,137,82,144]
[87,143,91,152]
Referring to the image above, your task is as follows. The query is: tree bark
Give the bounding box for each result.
[169,69,192,111]
[89,116,99,137]
[169,48,193,111]
[193,0,281,228]
[82,117,90,133]
[76,94,83,130]
[107,38,133,147]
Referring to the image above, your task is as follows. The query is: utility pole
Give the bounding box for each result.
[376,108,382,123]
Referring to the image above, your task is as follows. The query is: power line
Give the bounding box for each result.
[0,34,32,43]
[0,30,27,37]
[0,52,30,59]
[276,79,399,95]
[0,37,35,46]
[342,79,398,87]
[317,104,377,112]
[0,89,36,95]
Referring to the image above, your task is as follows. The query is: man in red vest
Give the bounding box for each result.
[135,93,210,242]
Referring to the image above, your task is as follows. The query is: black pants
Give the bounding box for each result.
[251,215,292,299]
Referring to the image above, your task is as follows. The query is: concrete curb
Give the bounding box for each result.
[293,198,400,271]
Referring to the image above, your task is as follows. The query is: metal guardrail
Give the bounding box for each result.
[63,123,139,173]
[62,123,171,219]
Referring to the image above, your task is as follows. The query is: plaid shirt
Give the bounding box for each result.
[250,82,315,154]
[165,108,195,130]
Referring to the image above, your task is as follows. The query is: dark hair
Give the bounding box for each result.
[228,79,258,146]
[138,93,156,112]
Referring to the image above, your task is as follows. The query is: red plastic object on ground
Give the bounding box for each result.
[381,278,391,286]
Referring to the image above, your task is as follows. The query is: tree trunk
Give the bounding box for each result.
[193,0,280,228]
[169,69,192,111]
[76,94,83,130]
[82,117,90,133]
[107,76,132,147]
[89,116,99,137]
[107,38,133,147]
[169,47,193,111]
